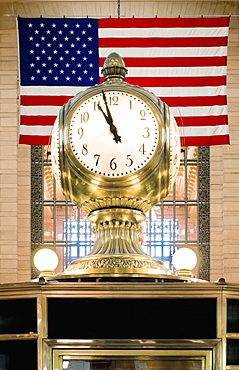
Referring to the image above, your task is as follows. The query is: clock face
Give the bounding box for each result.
[69,90,160,178]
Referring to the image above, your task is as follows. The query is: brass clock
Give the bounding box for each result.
[69,89,160,178]
[51,52,181,278]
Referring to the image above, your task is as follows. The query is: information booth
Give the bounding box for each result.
[2,52,235,369]
[0,277,239,370]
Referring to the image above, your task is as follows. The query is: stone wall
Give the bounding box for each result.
[0,16,31,283]
[0,1,238,283]
[210,15,239,282]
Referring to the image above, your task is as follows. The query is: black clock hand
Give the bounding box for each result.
[97,92,121,144]
[101,90,121,142]
[97,103,121,144]
[102,90,113,123]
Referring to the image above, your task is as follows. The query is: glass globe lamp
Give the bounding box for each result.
[33,248,59,277]
[172,247,197,277]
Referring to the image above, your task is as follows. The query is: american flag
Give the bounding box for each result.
[17,17,230,146]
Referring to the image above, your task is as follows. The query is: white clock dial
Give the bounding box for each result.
[69,90,159,177]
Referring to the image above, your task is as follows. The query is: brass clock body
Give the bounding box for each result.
[51,52,180,278]
[52,82,179,214]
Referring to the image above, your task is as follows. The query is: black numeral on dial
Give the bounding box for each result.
[80,112,89,123]
[82,144,88,156]
[110,158,117,170]
[94,154,100,166]
[78,127,84,139]
[143,127,150,138]
[139,143,146,155]
[125,154,133,167]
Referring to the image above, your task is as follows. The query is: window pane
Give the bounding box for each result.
[187,206,197,241]
[42,146,198,274]
[44,205,54,241]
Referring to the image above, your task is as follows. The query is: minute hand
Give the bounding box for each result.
[98,91,121,144]
[97,104,121,144]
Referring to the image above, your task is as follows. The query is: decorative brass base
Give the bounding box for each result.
[59,208,173,278]
[174,269,195,278]
[61,253,172,277]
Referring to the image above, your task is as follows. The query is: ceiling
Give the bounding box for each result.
[1,1,238,18]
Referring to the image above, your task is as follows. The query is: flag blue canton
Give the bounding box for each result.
[18,18,99,86]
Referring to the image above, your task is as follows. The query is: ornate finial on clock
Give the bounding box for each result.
[51,52,181,279]
[101,52,128,81]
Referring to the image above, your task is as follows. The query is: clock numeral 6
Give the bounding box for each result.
[110,158,117,170]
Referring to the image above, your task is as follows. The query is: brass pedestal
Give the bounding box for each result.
[60,208,172,278]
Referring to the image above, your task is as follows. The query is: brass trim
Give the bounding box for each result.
[51,348,214,370]
[0,333,38,340]
[226,334,239,339]
[58,253,172,277]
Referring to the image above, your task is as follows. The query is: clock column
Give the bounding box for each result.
[52,52,181,279]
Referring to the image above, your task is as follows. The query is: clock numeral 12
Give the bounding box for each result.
[109,96,118,105]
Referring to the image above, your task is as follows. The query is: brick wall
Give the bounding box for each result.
[0,16,31,283]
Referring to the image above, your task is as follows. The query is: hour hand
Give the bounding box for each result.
[97,93,121,144]
[102,90,113,122]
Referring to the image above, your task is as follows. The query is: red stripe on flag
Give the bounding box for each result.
[20,95,73,106]
[161,95,227,107]
[99,56,227,68]
[19,135,51,145]
[175,115,228,127]
[99,17,230,28]
[181,134,230,147]
[20,95,227,108]
[100,76,227,87]
[99,37,228,48]
[20,116,56,126]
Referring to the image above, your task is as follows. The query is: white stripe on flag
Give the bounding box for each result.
[20,86,87,96]
[19,125,53,136]
[20,105,228,117]
[171,105,228,117]
[20,85,228,98]
[99,47,228,58]
[148,86,227,97]
[20,106,61,115]
[99,27,229,38]
[179,125,229,137]
[19,124,229,138]
[103,66,227,77]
